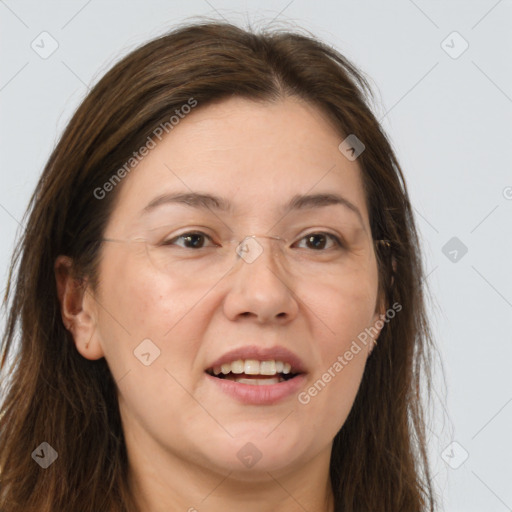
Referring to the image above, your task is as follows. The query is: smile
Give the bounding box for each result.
[206,359,298,385]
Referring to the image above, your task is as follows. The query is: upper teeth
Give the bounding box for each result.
[212,359,292,376]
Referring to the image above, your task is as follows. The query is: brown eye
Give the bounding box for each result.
[295,232,343,250]
[163,232,214,249]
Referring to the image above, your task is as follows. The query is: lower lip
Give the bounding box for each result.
[205,372,307,405]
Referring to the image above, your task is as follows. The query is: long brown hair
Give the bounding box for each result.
[0,19,438,511]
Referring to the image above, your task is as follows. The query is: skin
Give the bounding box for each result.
[55,96,385,512]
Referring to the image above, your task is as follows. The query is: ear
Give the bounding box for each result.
[368,253,397,355]
[54,255,105,360]
[368,298,386,356]
[390,254,397,289]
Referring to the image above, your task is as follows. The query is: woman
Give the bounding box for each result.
[0,20,437,511]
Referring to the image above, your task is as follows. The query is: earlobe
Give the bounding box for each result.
[54,255,105,360]
[390,254,397,288]
[369,294,387,355]
[369,253,397,355]
[368,311,383,356]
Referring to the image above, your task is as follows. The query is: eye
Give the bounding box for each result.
[294,232,343,250]
[162,231,216,249]
[161,231,343,250]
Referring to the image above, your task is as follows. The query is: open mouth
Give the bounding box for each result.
[205,359,301,385]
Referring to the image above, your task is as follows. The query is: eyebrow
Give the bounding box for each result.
[142,191,364,226]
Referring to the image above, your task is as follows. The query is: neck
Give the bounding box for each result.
[126,434,335,512]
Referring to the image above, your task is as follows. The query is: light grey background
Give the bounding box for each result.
[1,1,511,510]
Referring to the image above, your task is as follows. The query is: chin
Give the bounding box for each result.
[196,429,310,478]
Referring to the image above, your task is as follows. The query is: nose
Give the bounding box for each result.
[222,235,299,324]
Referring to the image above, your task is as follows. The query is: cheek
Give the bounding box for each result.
[302,269,378,351]
[97,255,208,378]
[293,270,376,428]
[97,261,212,432]
[299,350,367,444]
[306,284,374,375]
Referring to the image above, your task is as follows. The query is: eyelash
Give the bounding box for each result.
[162,231,344,250]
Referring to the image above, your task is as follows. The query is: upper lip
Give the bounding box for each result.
[206,345,307,374]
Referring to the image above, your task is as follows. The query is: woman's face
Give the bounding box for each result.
[81,97,383,479]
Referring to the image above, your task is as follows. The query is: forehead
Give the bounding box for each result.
[106,96,370,233]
